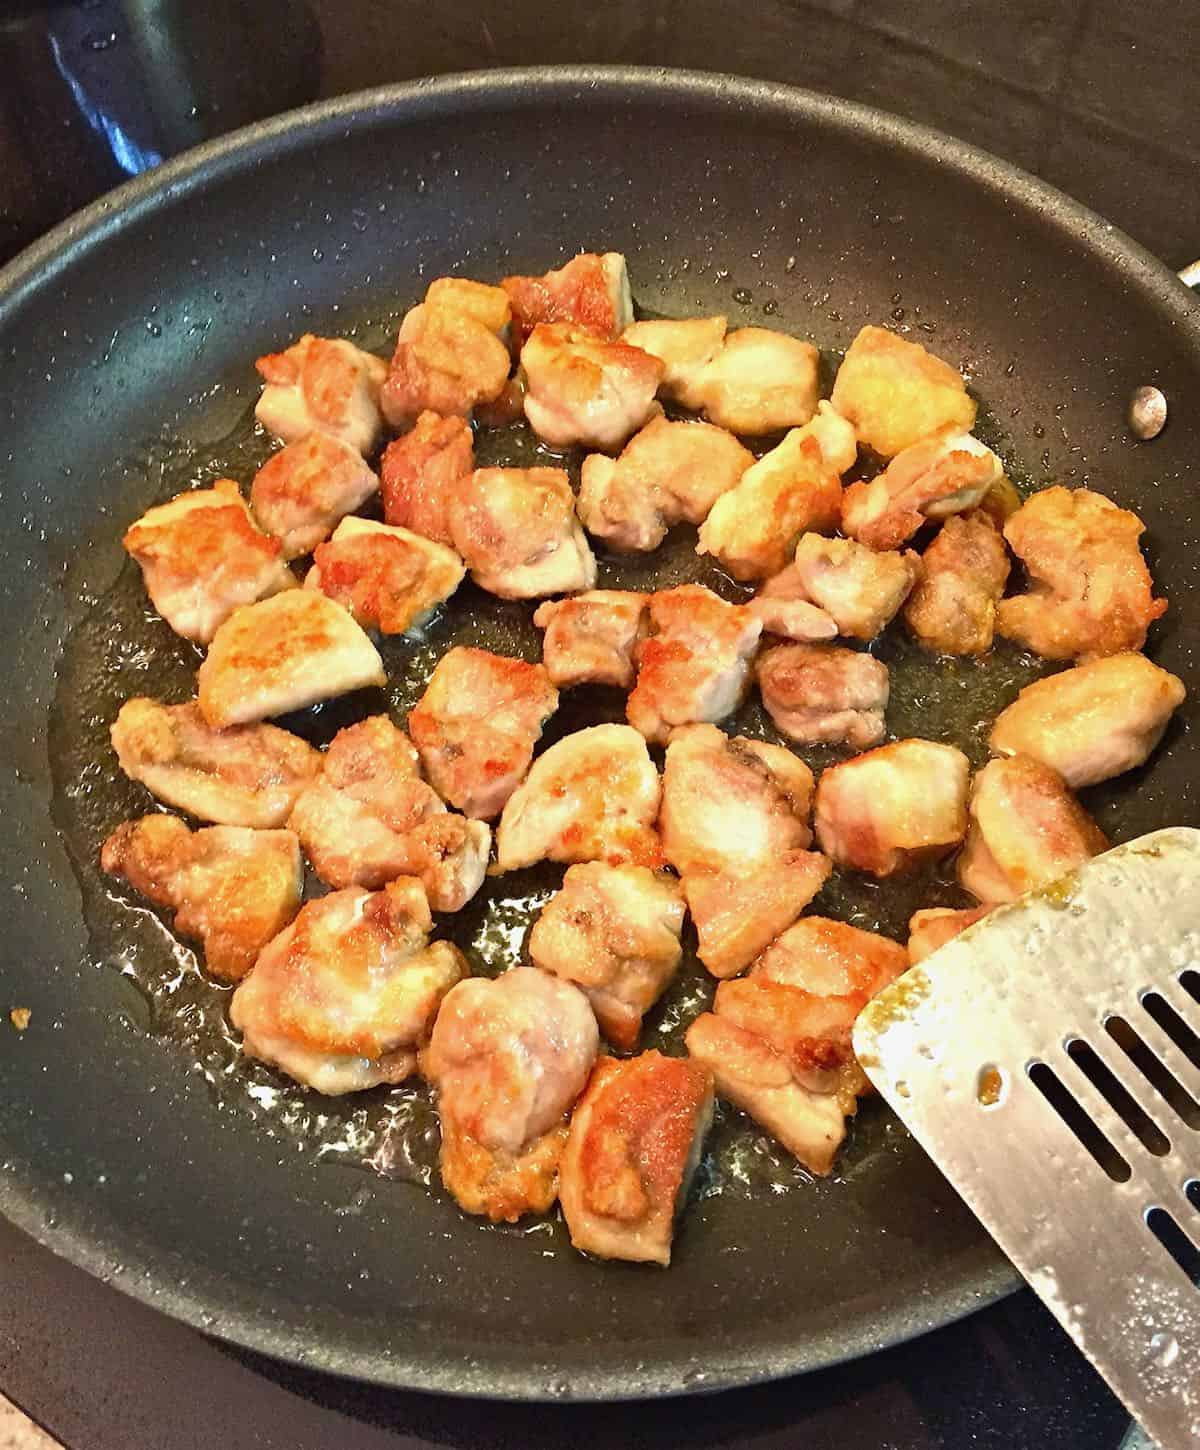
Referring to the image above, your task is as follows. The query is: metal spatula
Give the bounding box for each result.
[853,827,1200,1450]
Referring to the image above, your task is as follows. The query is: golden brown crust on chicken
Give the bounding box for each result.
[254,333,387,456]
[381,301,511,429]
[559,1053,714,1264]
[996,486,1167,660]
[989,652,1186,788]
[379,411,475,547]
[520,323,663,452]
[111,698,320,828]
[533,591,648,690]
[814,739,970,877]
[783,533,920,641]
[503,252,632,349]
[306,517,465,635]
[686,327,820,436]
[830,324,976,457]
[756,643,890,749]
[249,432,379,559]
[904,510,1010,655]
[101,814,302,981]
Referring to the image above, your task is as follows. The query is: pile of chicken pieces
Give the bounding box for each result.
[102,251,1186,1268]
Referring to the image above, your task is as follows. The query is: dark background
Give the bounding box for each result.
[1,1,1197,1446]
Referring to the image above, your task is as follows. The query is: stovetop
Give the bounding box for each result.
[1,3,1198,1446]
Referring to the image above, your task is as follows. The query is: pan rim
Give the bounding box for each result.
[1,63,1194,1402]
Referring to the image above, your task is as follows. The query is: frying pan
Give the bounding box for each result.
[0,67,1197,1402]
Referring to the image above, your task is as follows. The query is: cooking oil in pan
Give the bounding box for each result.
[47,396,1054,1222]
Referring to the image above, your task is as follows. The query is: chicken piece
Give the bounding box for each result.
[748,568,839,642]
[626,585,762,743]
[687,327,820,435]
[197,591,385,728]
[380,302,511,429]
[577,415,754,552]
[830,324,976,457]
[424,966,599,1221]
[287,716,490,910]
[100,814,302,982]
[496,724,661,872]
[841,431,1004,551]
[423,277,513,338]
[906,906,991,964]
[449,466,596,599]
[904,510,1010,655]
[686,916,906,1173]
[996,487,1167,660]
[815,739,970,877]
[697,432,842,581]
[306,517,465,635]
[230,878,467,1094]
[660,724,829,977]
[378,410,474,547]
[111,698,320,828]
[255,333,387,457]
[520,323,663,452]
[621,316,727,409]
[990,652,1186,788]
[756,643,890,750]
[958,755,1108,906]
[122,479,296,644]
[788,533,920,640]
[791,400,859,475]
[528,864,685,1050]
[408,647,559,820]
[559,1052,713,1265]
[249,432,379,560]
[533,590,648,689]
[502,251,633,349]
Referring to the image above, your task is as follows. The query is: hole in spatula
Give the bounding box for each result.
[1141,992,1200,1071]
[1145,1206,1200,1288]
[1105,1015,1200,1129]
[1181,970,1200,1006]
[1027,1060,1131,1182]
[1066,1039,1170,1155]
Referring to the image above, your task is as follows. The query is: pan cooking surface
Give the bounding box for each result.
[2,69,1198,1398]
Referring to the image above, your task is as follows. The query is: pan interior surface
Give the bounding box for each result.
[0,70,1197,1399]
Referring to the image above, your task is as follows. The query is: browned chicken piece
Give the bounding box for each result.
[249,432,379,559]
[626,585,762,743]
[496,724,663,873]
[958,755,1108,905]
[528,864,685,1050]
[686,916,906,1173]
[423,277,513,336]
[230,877,467,1094]
[660,724,830,977]
[424,966,600,1221]
[621,316,727,409]
[996,486,1167,660]
[906,906,991,964]
[520,323,664,451]
[449,466,596,599]
[829,324,977,457]
[689,327,820,435]
[381,292,511,429]
[841,431,1004,551]
[990,652,1187,788]
[502,252,633,349]
[254,333,387,457]
[100,814,302,982]
[408,647,559,821]
[378,410,474,547]
[123,479,296,644]
[287,716,490,910]
[787,532,920,640]
[814,739,970,877]
[697,432,842,581]
[111,697,320,828]
[306,517,465,635]
[756,643,890,749]
[748,565,839,642]
[197,591,385,728]
[576,415,754,552]
[904,510,1010,655]
[559,1052,714,1265]
[533,591,649,689]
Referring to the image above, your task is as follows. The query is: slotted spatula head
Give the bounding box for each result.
[853,828,1200,1450]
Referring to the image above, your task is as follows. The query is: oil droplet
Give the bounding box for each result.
[732,288,753,305]
[1148,1331,1179,1369]
[84,30,118,51]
